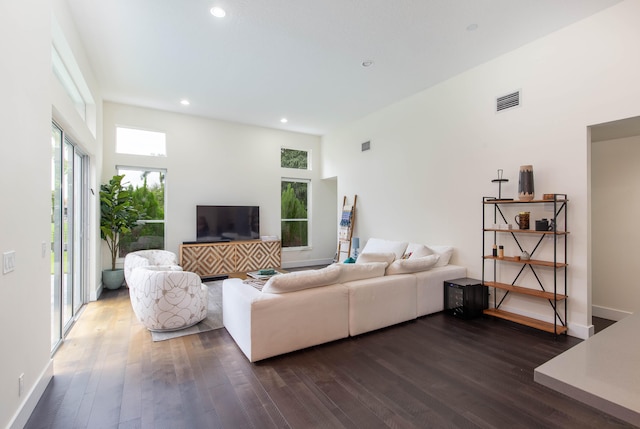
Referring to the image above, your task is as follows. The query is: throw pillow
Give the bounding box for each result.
[385,254,440,275]
[406,243,434,259]
[426,245,454,267]
[360,238,408,260]
[262,264,341,294]
[355,252,396,265]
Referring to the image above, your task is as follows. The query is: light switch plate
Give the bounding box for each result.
[3,251,16,274]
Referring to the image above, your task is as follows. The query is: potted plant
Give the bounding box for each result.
[100,174,139,289]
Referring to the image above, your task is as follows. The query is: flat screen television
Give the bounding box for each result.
[196,205,260,242]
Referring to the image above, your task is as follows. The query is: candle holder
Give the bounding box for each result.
[490,169,512,200]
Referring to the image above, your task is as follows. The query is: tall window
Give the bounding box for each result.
[116,167,166,257]
[281,179,309,248]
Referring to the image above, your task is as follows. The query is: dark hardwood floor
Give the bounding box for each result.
[25,287,634,429]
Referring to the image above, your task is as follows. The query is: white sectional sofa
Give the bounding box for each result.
[223,238,466,362]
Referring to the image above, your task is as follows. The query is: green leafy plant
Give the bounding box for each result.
[100,174,140,270]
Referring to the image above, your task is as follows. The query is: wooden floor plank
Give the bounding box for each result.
[24,287,634,429]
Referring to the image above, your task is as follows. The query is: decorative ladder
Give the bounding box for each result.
[335,195,357,262]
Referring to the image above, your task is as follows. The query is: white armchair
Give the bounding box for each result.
[128,267,208,332]
[124,249,181,287]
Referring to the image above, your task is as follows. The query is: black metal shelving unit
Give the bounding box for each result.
[482,194,568,335]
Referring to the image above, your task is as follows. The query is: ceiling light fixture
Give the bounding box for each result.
[210,6,226,18]
[280,118,288,123]
[361,60,374,67]
[180,99,190,106]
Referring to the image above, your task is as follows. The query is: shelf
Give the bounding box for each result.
[483,308,568,334]
[483,228,569,235]
[483,281,567,300]
[484,198,568,204]
[484,255,568,268]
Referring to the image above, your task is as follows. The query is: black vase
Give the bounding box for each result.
[518,165,534,201]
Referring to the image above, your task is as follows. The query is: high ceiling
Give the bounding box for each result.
[65,0,621,135]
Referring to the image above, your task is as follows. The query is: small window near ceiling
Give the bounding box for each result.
[116,127,166,157]
[281,148,309,169]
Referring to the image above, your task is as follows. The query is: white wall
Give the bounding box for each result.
[322,0,640,339]
[592,135,640,319]
[102,102,336,269]
[0,1,53,427]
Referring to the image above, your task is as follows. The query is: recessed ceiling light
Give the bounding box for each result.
[280,118,288,123]
[210,6,226,18]
[361,60,374,67]
[466,23,478,31]
[180,99,190,106]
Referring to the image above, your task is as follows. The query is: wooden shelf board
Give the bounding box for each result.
[483,228,568,235]
[483,308,568,334]
[484,255,568,268]
[484,198,568,204]
[483,281,567,300]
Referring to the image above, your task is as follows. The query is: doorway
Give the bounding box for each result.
[51,121,89,352]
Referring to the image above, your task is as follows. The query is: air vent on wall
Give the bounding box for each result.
[496,90,520,112]
[361,141,371,151]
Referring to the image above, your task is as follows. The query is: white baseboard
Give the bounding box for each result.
[9,359,53,429]
[495,304,590,339]
[592,305,632,322]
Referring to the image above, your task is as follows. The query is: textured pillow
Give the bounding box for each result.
[386,254,440,275]
[361,238,408,260]
[355,252,396,265]
[262,264,341,294]
[427,245,454,267]
[337,262,387,283]
[405,243,434,259]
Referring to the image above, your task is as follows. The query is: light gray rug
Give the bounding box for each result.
[151,280,224,342]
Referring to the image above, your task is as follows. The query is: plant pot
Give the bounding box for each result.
[102,269,125,290]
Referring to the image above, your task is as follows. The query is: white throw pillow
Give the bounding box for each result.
[405,243,434,259]
[355,252,396,265]
[386,254,440,275]
[361,238,408,260]
[337,262,387,283]
[426,245,454,267]
[262,264,341,294]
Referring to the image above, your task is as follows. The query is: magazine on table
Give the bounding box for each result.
[246,269,284,280]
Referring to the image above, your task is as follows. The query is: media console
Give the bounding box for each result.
[179,240,281,279]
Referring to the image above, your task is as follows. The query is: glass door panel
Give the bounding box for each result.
[62,140,74,331]
[51,124,63,350]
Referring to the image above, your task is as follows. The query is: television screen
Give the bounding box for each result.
[196,205,260,242]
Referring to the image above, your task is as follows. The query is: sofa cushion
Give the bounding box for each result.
[355,252,396,265]
[386,254,439,275]
[337,262,387,283]
[361,238,408,260]
[427,245,454,267]
[262,264,341,294]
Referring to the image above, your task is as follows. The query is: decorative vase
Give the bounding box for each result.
[518,165,535,201]
[102,269,125,290]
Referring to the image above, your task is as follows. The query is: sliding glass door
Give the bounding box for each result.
[51,122,88,352]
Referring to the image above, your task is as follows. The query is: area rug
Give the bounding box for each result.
[151,280,224,342]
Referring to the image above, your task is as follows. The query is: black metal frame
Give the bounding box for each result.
[482,194,568,335]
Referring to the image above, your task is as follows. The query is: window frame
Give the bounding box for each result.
[280,177,311,250]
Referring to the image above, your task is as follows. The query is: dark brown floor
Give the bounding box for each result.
[25,288,634,429]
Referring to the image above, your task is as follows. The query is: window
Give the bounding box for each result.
[116,127,166,157]
[116,167,166,257]
[281,179,309,248]
[281,148,309,169]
